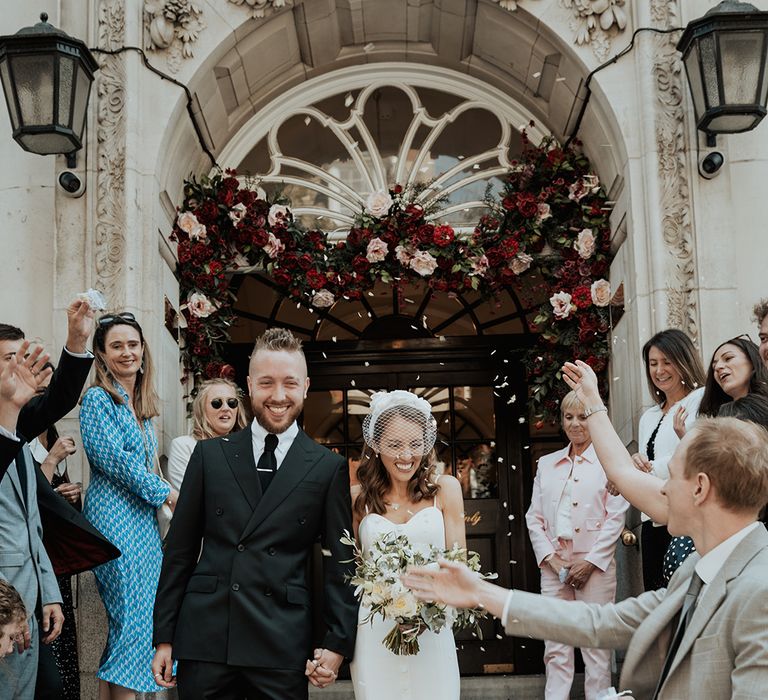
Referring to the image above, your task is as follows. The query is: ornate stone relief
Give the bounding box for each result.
[649,0,699,339]
[143,1,205,74]
[227,0,292,20]
[95,0,127,307]
[491,0,628,61]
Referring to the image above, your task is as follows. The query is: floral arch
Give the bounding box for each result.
[172,73,617,422]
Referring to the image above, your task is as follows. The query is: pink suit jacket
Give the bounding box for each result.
[526,443,629,571]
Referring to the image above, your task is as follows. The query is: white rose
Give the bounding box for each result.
[591,279,612,307]
[395,244,412,265]
[268,204,291,227]
[575,228,596,259]
[311,289,335,308]
[263,232,285,259]
[550,291,575,320]
[177,211,207,241]
[229,202,247,224]
[365,191,393,218]
[536,203,552,222]
[409,250,438,277]
[366,237,389,263]
[187,291,217,318]
[385,590,419,620]
[510,252,534,275]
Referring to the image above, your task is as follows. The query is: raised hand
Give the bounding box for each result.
[562,360,602,407]
[402,559,481,609]
[673,404,688,439]
[0,341,52,410]
[65,299,95,354]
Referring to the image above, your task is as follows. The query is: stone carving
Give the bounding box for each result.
[491,0,628,61]
[95,0,127,307]
[227,0,292,20]
[650,0,699,340]
[144,0,205,74]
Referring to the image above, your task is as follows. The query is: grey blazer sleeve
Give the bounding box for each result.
[504,587,666,650]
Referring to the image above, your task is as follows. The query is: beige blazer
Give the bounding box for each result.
[505,525,768,699]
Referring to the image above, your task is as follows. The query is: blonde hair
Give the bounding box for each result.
[685,417,768,512]
[89,315,160,419]
[560,390,586,416]
[191,379,248,440]
[249,327,307,375]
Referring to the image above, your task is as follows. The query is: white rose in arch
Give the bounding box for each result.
[311,289,336,308]
[575,228,596,259]
[187,292,217,318]
[550,291,575,320]
[366,237,389,263]
[591,279,612,307]
[395,244,413,265]
[365,191,393,218]
[268,204,291,227]
[536,203,552,222]
[228,202,247,224]
[510,252,534,275]
[177,211,207,241]
[263,232,285,259]
[470,254,489,276]
[409,250,438,277]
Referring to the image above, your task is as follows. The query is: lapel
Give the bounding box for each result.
[665,525,768,680]
[6,447,29,514]
[219,427,261,511]
[240,429,324,541]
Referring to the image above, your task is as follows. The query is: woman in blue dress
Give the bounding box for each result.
[80,312,179,699]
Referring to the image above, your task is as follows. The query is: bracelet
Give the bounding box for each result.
[583,404,607,418]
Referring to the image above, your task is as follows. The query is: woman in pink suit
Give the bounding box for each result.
[525,391,629,700]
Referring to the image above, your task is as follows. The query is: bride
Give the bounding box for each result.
[349,390,465,700]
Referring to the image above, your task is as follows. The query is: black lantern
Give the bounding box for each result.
[678,1,768,139]
[0,13,98,158]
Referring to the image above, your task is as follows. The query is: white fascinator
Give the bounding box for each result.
[362,390,438,456]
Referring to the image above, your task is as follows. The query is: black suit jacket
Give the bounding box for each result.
[0,349,93,481]
[153,426,358,670]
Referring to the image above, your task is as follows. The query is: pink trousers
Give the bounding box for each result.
[539,540,617,700]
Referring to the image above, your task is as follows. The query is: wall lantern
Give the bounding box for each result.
[678,0,768,145]
[0,13,98,164]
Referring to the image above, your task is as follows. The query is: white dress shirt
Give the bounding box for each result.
[250,419,299,470]
[695,521,762,591]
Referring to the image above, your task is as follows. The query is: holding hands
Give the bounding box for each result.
[305,648,343,689]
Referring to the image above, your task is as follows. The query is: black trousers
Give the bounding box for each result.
[177,660,308,700]
[641,520,672,592]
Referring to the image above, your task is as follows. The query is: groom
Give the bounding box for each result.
[152,328,358,699]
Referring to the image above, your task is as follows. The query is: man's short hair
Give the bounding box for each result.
[686,416,768,511]
[753,298,768,325]
[0,324,24,342]
[253,327,304,355]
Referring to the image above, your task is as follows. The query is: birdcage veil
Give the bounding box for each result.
[362,390,438,457]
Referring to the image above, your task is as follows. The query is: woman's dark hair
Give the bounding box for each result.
[717,393,768,430]
[353,406,439,520]
[699,337,768,417]
[642,329,706,407]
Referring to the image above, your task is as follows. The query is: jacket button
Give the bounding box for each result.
[268,547,276,556]
[216,508,223,516]
[237,544,245,552]
[574,527,581,533]
[573,477,579,482]
[572,502,578,507]
[299,517,306,525]
[265,588,272,596]
[231,583,240,591]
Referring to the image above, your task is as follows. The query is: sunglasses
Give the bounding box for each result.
[98,312,137,327]
[211,397,239,410]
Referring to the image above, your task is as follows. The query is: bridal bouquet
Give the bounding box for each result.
[341,530,493,655]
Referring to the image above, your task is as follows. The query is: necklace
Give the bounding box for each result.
[386,501,403,511]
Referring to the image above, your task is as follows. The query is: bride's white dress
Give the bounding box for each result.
[350,504,460,700]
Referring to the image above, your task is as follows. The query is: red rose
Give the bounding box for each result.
[197,200,219,225]
[306,269,326,289]
[217,188,235,207]
[347,228,365,248]
[236,190,257,207]
[352,255,370,274]
[298,254,313,271]
[204,361,223,379]
[393,184,403,194]
[516,193,539,218]
[282,253,298,270]
[502,196,515,211]
[272,268,292,287]
[572,285,592,309]
[178,241,192,264]
[209,260,223,276]
[546,148,564,167]
[500,236,520,258]
[415,224,434,245]
[433,225,455,248]
[486,247,504,267]
[430,279,449,292]
[251,228,269,247]
[221,176,239,191]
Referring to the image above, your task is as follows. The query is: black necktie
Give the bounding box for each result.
[654,572,704,698]
[257,433,279,493]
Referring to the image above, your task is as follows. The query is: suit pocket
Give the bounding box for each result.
[0,552,25,568]
[294,481,324,493]
[285,584,310,606]
[185,574,218,594]
[692,634,721,655]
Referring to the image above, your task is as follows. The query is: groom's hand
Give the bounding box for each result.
[151,643,177,688]
[305,648,342,688]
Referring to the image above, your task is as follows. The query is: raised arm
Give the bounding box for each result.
[562,361,669,524]
[439,474,466,549]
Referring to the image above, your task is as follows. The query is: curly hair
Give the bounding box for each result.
[753,298,768,326]
[0,580,26,629]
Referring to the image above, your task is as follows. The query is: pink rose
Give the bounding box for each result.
[263,232,285,259]
[536,203,552,222]
[187,291,217,318]
[550,291,575,320]
[366,237,389,263]
[395,244,413,265]
[575,228,596,259]
[409,250,438,277]
[470,254,489,276]
[311,289,336,308]
[365,191,393,218]
[177,211,207,241]
[268,204,291,227]
[510,252,533,275]
[229,202,247,224]
[591,279,611,307]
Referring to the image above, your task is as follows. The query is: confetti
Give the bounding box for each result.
[304,116,311,126]
[351,380,356,386]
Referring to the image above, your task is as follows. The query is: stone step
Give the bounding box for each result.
[309,674,587,699]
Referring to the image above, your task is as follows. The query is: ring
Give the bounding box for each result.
[154,673,162,678]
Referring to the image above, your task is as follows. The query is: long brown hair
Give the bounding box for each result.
[89,314,160,419]
[191,379,248,439]
[642,329,706,407]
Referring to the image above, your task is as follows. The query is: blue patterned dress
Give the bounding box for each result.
[80,385,171,692]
